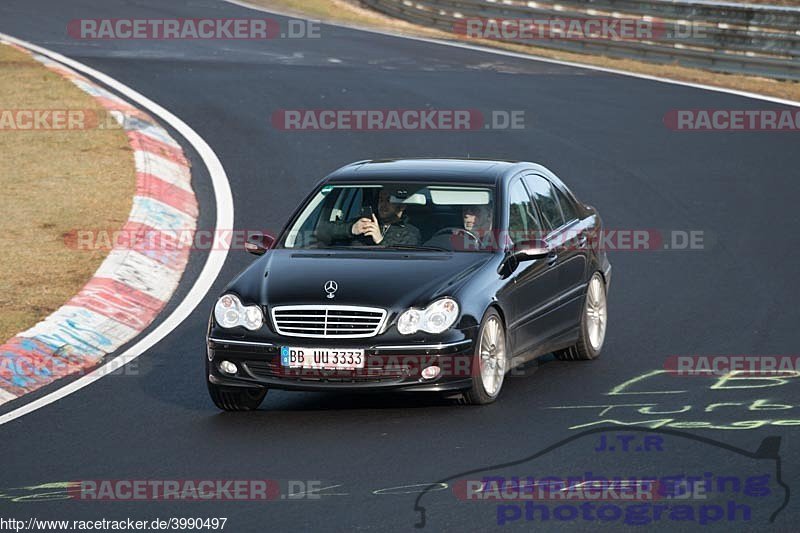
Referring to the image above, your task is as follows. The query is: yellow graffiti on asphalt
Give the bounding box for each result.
[0,482,75,502]
[547,369,800,430]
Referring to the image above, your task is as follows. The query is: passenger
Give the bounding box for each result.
[349,189,422,247]
[455,204,493,250]
[462,204,493,233]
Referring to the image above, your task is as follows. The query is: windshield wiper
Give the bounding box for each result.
[383,244,450,252]
[297,244,450,252]
[307,245,376,250]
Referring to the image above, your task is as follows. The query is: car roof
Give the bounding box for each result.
[324,158,536,186]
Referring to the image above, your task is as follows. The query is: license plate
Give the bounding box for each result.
[280,347,365,369]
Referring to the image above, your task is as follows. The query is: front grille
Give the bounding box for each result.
[270,305,387,338]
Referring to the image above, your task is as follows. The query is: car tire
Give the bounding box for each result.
[207,381,267,411]
[464,309,508,405]
[555,272,607,361]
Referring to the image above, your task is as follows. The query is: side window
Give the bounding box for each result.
[340,188,363,221]
[524,175,564,231]
[507,179,542,242]
[554,186,578,223]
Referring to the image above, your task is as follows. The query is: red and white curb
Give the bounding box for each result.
[0,42,198,405]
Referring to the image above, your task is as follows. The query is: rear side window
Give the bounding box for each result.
[524,175,564,231]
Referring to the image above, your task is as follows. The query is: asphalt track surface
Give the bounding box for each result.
[1,1,799,531]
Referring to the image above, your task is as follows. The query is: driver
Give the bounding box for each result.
[349,189,421,246]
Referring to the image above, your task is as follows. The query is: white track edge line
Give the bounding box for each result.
[222,0,800,108]
[0,32,234,426]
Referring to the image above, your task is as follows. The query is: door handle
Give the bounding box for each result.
[547,249,558,266]
[578,233,588,248]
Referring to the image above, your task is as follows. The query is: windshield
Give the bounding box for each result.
[281,182,496,252]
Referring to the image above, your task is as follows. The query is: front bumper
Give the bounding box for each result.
[206,330,477,393]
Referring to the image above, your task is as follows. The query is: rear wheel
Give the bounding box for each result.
[207,379,267,411]
[555,272,607,361]
[464,309,508,405]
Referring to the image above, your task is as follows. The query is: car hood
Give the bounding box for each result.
[228,248,493,310]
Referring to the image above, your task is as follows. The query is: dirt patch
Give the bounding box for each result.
[0,44,135,342]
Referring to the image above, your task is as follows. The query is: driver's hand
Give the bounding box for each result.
[351,217,371,235]
[361,214,384,244]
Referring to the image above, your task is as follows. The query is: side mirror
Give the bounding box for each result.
[513,239,550,261]
[498,239,551,277]
[245,232,275,256]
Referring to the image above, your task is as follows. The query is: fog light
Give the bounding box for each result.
[219,360,238,375]
[421,365,441,380]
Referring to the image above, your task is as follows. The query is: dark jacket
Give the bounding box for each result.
[318,215,421,247]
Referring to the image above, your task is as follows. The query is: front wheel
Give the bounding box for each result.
[207,380,267,411]
[464,309,508,405]
[555,272,607,361]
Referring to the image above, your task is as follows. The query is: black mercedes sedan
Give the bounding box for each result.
[206,159,611,410]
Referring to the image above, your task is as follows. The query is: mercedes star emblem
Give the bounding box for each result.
[324,280,338,299]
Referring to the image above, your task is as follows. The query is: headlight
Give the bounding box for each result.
[214,294,263,330]
[397,298,459,335]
